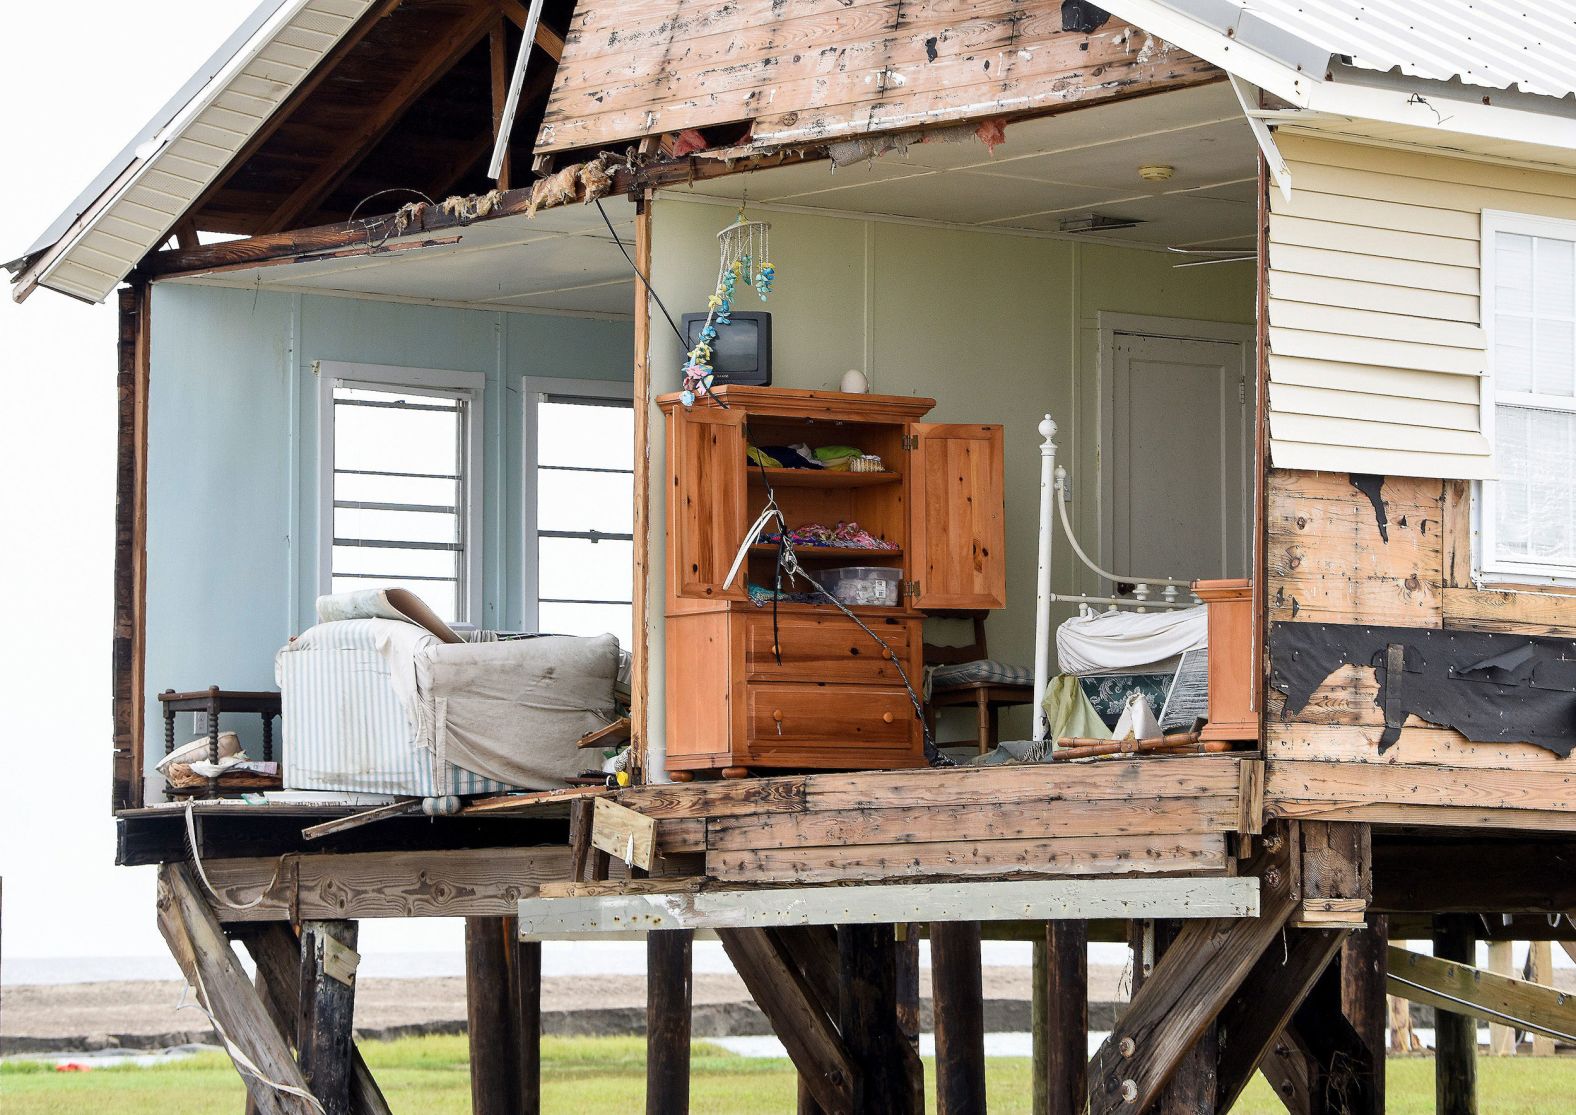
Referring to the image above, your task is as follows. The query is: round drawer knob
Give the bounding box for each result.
[772,709,783,721]
[882,712,894,723]
[771,644,779,655]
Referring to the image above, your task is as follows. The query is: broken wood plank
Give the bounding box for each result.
[156,863,317,1115]
[1387,943,1576,1043]
[706,832,1229,885]
[578,716,632,749]
[518,877,1259,935]
[591,797,657,871]
[302,800,418,841]
[462,785,608,814]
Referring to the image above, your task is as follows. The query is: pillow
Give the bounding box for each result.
[315,588,463,643]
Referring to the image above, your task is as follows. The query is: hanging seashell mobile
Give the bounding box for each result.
[680,208,776,406]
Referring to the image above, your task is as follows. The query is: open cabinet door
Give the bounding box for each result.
[667,404,748,600]
[908,423,1006,610]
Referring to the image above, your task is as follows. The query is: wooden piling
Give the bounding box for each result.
[1034,920,1087,1115]
[1341,914,1389,1109]
[931,920,987,1115]
[518,939,542,1112]
[465,916,537,1115]
[1148,919,1217,1114]
[647,929,694,1115]
[839,924,913,1115]
[1432,914,1478,1115]
[298,920,359,1115]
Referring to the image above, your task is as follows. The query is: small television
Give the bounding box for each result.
[681,312,772,387]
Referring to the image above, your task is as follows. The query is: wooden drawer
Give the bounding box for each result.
[747,683,915,748]
[745,614,912,684]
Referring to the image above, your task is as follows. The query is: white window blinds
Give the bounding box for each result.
[1484,214,1576,581]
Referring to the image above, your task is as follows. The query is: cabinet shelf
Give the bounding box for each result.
[747,467,901,488]
[750,544,903,560]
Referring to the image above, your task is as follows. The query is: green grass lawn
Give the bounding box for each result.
[5,1035,1576,1113]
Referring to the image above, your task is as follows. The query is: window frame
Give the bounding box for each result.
[317,361,486,624]
[521,375,636,636]
[1477,209,1576,586]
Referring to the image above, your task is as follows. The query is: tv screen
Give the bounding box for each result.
[682,312,772,387]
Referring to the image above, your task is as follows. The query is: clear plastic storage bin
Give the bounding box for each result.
[818,566,902,607]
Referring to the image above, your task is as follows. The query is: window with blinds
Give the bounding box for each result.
[329,382,473,622]
[1483,213,1576,582]
[525,384,635,646]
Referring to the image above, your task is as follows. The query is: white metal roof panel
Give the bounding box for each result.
[1239,0,1576,100]
[8,0,375,304]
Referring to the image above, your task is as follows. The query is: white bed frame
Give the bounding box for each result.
[1030,415,1202,744]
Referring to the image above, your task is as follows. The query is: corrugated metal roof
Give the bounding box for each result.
[1202,0,1576,100]
[9,0,376,304]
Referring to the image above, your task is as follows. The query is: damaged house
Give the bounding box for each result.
[12,0,1576,1112]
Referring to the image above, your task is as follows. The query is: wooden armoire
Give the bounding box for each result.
[659,385,1005,779]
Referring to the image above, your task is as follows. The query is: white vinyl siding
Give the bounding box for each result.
[1480,211,1576,582]
[1266,133,1497,479]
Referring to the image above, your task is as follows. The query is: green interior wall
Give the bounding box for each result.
[644,198,1255,756]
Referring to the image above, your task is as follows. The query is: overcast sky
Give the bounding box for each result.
[0,0,463,962]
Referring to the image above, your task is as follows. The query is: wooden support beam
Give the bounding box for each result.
[1389,942,1576,1044]
[894,924,920,1050]
[518,939,542,1112]
[1255,956,1380,1115]
[1486,940,1517,1055]
[1528,939,1557,1056]
[489,19,512,192]
[646,930,693,1115]
[718,927,856,1115]
[1431,916,1479,1115]
[1149,920,1218,1114]
[260,1,502,234]
[199,846,580,922]
[839,924,914,1115]
[1213,927,1347,1113]
[156,864,317,1115]
[497,0,564,58]
[1089,836,1295,1114]
[242,924,392,1115]
[931,921,985,1115]
[298,921,359,1115]
[629,193,653,781]
[465,916,536,1115]
[1033,921,1087,1115]
[518,877,1260,935]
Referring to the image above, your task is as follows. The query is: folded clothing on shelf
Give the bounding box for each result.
[758,520,899,550]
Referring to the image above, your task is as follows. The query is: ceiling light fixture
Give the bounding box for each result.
[1059,213,1143,234]
[1139,164,1175,182]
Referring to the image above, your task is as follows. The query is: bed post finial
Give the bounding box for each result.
[1039,414,1057,451]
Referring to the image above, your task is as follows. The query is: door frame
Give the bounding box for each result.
[1096,312,1256,586]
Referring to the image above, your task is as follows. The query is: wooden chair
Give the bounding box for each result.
[923,612,1036,754]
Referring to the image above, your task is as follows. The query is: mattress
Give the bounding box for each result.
[276,618,618,797]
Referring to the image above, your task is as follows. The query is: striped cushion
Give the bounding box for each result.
[931,659,1035,689]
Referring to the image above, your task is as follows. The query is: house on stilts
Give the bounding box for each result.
[13,1,1576,1111]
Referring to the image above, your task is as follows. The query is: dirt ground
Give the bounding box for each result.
[2,964,1133,1052]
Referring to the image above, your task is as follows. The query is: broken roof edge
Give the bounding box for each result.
[1100,0,1576,157]
[5,0,293,279]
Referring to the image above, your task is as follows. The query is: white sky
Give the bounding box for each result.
[0,0,453,961]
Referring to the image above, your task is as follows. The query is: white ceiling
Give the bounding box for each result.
[668,82,1259,250]
[171,83,1257,315]
[168,199,641,316]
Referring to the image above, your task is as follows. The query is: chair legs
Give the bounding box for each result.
[976,693,992,755]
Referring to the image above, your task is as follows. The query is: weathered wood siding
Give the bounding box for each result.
[536,1,1218,152]
[1264,133,1576,479]
[1265,469,1576,828]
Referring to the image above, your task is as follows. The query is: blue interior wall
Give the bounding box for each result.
[145,283,632,791]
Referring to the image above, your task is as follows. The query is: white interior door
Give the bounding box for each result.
[1110,332,1251,585]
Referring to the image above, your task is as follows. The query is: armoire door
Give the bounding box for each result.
[667,404,748,600]
[907,423,1006,610]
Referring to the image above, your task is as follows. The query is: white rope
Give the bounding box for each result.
[184,803,288,912]
[176,980,326,1112]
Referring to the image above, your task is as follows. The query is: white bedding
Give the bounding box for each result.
[1056,604,1208,676]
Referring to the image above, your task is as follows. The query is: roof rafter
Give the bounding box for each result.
[258,0,503,234]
